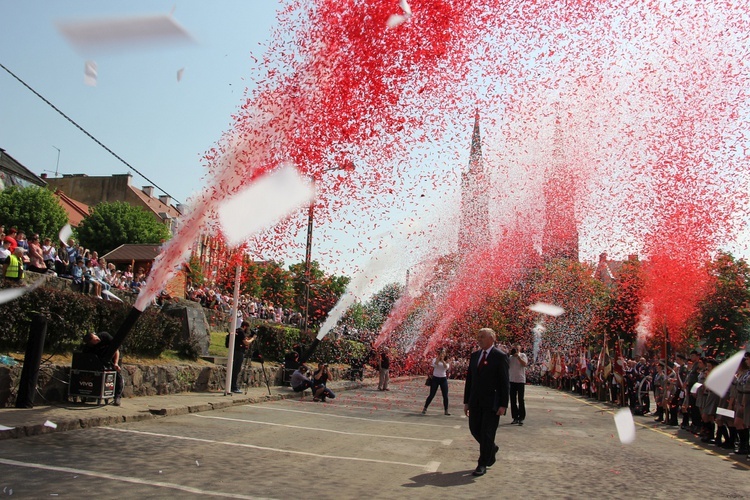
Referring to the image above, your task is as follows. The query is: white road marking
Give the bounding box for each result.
[246,405,461,429]
[101,427,441,472]
[284,398,447,418]
[192,414,453,445]
[0,457,266,499]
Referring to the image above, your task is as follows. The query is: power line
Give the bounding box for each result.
[0,62,182,205]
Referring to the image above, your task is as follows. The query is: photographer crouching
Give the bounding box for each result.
[312,363,336,403]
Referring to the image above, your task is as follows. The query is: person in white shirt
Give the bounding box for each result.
[422,349,452,415]
[0,239,11,277]
[509,344,529,425]
[41,237,56,270]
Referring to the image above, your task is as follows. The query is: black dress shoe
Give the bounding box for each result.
[472,466,486,476]
[487,445,499,467]
[511,419,518,424]
[517,420,524,426]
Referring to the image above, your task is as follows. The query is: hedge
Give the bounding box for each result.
[0,286,181,357]
[246,323,369,365]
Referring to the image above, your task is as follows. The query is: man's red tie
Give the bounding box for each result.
[479,350,487,369]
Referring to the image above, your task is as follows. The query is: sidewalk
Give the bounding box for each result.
[0,377,383,441]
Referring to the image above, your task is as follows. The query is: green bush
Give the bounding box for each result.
[252,324,301,362]
[0,286,181,357]
[309,338,369,365]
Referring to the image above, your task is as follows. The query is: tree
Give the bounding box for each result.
[289,260,326,313]
[366,283,403,319]
[522,259,610,351]
[259,260,295,309]
[693,252,750,357]
[0,186,68,239]
[307,273,350,326]
[288,260,350,327]
[76,201,171,255]
[601,258,644,349]
[186,254,205,287]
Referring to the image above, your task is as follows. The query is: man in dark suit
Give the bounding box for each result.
[463,327,510,477]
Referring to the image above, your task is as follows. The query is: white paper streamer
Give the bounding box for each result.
[614,408,636,444]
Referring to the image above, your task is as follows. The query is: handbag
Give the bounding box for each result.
[425,374,433,386]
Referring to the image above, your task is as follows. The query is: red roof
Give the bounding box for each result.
[53,189,89,227]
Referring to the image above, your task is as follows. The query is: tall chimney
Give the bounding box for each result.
[158,195,171,206]
[142,186,154,197]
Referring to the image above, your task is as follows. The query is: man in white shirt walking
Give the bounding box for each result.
[509,344,528,426]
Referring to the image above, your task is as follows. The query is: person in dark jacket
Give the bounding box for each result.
[82,332,123,406]
[463,328,510,477]
[378,349,390,391]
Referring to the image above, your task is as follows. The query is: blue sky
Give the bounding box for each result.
[5,1,748,284]
[0,1,280,206]
[0,1,469,280]
[0,2,469,279]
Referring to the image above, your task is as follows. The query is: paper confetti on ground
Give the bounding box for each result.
[614,409,635,444]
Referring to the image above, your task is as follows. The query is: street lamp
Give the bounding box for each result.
[302,160,355,338]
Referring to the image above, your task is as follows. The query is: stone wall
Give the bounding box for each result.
[0,361,355,407]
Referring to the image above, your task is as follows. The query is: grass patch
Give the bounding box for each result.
[209,331,229,357]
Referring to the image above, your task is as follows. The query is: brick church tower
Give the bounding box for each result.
[542,114,579,261]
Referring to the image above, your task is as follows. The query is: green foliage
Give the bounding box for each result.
[0,186,68,239]
[289,260,350,326]
[174,337,202,361]
[209,331,229,356]
[187,254,205,287]
[693,252,750,357]
[259,261,295,308]
[309,338,369,365]
[0,286,181,356]
[522,259,611,349]
[252,323,301,361]
[601,258,644,348]
[239,257,264,298]
[367,283,403,318]
[76,201,171,255]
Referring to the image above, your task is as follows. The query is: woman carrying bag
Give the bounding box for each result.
[422,349,451,415]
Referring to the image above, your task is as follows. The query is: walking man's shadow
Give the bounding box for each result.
[403,469,478,488]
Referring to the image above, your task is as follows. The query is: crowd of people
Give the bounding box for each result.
[185,285,304,327]
[538,346,750,457]
[0,225,327,325]
[0,224,149,299]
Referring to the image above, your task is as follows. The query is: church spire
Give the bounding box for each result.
[459,109,490,252]
[468,108,483,174]
[542,110,579,261]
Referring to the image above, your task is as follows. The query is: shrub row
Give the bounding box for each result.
[248,323,369,365]
[0,286,181,357]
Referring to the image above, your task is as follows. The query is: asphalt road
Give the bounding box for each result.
[1,380,749,499]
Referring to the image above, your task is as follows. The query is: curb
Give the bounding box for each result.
[0,378,385,441]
